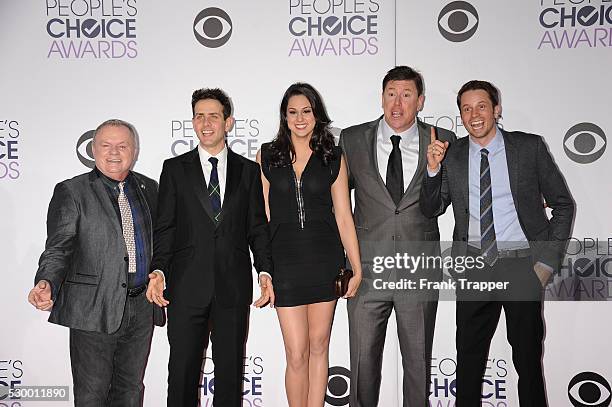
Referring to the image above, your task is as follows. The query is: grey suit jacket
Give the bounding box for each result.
[339,118,456,280]
[35,170,158,334]
[420,129,575,271]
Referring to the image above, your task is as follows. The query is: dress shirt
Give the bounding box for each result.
[198,144,228,205]
[377,118,420,191]
[467,129,528,250]
[96,168,150,288]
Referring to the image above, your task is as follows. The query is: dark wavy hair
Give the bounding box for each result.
[191,88,232,119]
[268,83,336,167]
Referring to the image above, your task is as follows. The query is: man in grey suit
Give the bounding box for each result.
[421,80,574,406]
[339,66,456,406]
[28,119,162,406]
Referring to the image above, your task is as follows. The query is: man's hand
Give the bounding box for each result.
[28,280,54,311]
[253,274,275,308]
[533,263,553,287]
[426,127,449,172]
[146,271,169,307]
[343,273,362,299]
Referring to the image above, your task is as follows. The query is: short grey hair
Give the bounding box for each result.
[93,119,138,147]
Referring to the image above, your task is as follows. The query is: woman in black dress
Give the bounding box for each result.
[255,83,362,407]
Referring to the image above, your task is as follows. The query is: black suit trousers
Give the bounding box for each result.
[167,299,249,407]
[455,257,547,407]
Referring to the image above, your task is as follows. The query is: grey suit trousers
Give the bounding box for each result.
[348,278,437,407]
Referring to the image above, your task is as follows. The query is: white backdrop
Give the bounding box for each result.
[1,1,611,406]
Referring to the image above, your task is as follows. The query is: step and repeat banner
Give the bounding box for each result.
[1,1,611,406]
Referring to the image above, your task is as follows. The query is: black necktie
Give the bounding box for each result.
[480,148,498,265]
[208,157,221,224]
[386,135,403,205]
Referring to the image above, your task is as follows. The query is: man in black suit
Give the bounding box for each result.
[421,80,574,406]
[146,88,274,407]
[28,119,160,406]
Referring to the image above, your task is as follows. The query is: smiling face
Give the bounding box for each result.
[192,98,234,155]
[382,79,424,133]
[286,94,315,140]
[92,124,136,181]
[459,89,501,146]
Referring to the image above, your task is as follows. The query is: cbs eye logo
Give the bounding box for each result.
[438,1,479,42]
[76,130,95,169]
[326,366,350,406]
[568,372,611,407]
[193,7,233,48]
[564,122,607,164]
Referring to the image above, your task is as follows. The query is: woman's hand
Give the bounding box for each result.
[253,274,275,308]
[343,273,362,299]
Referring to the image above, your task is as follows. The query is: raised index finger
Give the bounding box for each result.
[430,126,438,144]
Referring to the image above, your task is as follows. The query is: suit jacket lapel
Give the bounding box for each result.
[456,139,470,208]
[220,148,243,224]
[502,130,520,211]
[183,149,215,223]
[399,120,428,207]
[89,171,122,236]
[131,173,154,248]
[367,119,394,203]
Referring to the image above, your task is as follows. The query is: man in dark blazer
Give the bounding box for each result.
[146,88,274,407]
[421,80,574,406]
[28,119,161,406]
[339,66,456,407]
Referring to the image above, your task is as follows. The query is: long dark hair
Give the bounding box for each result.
[268,82,336,167]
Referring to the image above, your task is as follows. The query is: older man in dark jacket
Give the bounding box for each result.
[28,119,161,407]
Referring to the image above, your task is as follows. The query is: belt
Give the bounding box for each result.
[127,284,147,297]
[467,246,532,259]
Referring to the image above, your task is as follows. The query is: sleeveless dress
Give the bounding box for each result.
[261,143,345,307]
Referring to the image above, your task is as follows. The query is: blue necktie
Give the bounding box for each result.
[208,157,221,224]
[480,148,498,265]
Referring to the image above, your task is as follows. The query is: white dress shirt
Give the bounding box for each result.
[377,118,420,191]
[198,144,228,205]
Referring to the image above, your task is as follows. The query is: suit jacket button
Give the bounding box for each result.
[121,283,127,288]
[395,210,400,215]
[462,238,466,241]
[124,256,129,262]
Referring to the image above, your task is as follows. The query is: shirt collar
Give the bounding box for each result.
[198,144,228,166]
[95,167,132,189]
[469,126,504,156]
[380,117,418,142]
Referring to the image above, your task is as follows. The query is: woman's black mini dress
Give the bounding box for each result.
[261,143,345,307]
